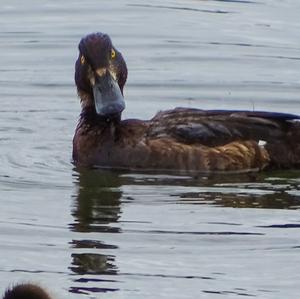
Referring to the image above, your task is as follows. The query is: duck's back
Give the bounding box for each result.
[147,108,296,145]
[145,108,300,170]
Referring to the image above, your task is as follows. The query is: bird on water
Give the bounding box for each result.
[3,284,51,299]
[73,32,300,172]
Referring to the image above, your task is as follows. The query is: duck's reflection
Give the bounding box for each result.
[176,189,300,209]
[174,171,300,209]
[70,169,123,294]
[70,169,123,233]
[68,168,300,294]
[70,253,117,275]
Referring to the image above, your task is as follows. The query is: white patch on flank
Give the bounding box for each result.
[258,140,267,147]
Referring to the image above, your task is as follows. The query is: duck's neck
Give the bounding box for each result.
[80,106,121,127]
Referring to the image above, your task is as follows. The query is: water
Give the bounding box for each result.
[0,0,300,298]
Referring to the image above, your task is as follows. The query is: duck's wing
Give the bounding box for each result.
[147,107,300,147]
[147,107,300,168]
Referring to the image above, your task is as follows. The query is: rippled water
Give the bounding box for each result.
[0,0,300,298]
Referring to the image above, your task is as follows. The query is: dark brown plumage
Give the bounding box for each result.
[3,284,51,299]
[73,32,300,172]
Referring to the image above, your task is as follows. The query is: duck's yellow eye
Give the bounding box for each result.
[80,55,85,65]
[111,49,116,59]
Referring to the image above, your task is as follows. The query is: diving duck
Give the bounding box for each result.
[73,32,300,172]
[3,284,51,299]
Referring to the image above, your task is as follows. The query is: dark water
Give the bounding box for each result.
[0,0,300,298]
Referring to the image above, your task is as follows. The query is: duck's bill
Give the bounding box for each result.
[92,72,125,119]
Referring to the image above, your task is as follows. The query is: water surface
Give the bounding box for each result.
[0,0,300,298]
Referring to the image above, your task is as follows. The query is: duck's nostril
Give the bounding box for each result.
[103,102,125,115]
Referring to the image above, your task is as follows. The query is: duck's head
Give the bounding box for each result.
[3,284,51,299]
[75,32,127,121]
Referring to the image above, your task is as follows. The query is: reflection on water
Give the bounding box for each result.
[177,191,300,209]
[174,171,300,209]
[69,168,300,296]
[70,170,122,294]
[71,170,122,233]
[71,253,117,275]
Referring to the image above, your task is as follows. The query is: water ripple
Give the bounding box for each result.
[128,4,230,14]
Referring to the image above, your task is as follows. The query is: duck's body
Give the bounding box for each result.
[73,33,300,172]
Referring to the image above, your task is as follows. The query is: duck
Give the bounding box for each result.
[3,284,51,299]
[73,32,300,172]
